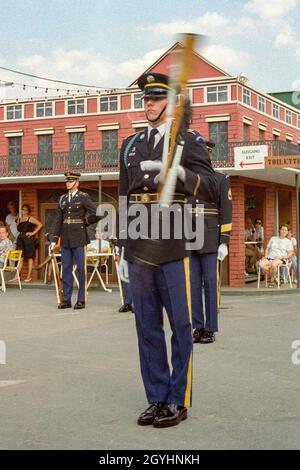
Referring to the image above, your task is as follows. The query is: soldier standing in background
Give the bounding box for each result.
[191,141,232,344]
[50,172,101,310]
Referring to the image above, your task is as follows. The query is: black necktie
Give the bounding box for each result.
[147,128,158,155]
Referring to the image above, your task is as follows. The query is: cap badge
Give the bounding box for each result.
[147,75,155,83]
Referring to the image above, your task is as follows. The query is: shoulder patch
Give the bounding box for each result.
[79,191,88,196]
[188,129,205,143]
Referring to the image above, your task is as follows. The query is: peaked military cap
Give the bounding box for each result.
[64,172,81,181]
[138,72,174,98]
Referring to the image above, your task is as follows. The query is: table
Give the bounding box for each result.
[51,252,120,301]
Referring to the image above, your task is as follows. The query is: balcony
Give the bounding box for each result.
[0,149,119,177]
[0,140,299,178]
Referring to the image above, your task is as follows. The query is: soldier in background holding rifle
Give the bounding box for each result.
[50,172,101,310]
[118,35,218,428]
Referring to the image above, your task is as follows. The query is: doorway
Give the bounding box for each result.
[0,189,19,224]
[39,202,117,283]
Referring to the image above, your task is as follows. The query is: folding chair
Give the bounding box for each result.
[257,260,292,288]
[0,250,22,292]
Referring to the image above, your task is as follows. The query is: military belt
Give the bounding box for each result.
[129,193,187,204]
[190,208,219,215]
[63,218,84,224]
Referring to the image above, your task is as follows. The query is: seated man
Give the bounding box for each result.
[0,226,14,268]
[259,225,294,287]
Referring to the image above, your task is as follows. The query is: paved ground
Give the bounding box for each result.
[0,287,299,450]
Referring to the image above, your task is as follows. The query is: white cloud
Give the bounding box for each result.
[202,44,252,71]
[137,12,229,37]
[274,27,296,47]
[244,0,297,20]
[18,47,167,92]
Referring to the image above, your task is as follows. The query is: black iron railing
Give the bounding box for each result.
[0,140,299,176]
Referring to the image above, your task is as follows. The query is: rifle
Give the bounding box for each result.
[159,33,196,205]
[131,34,198,266]
[51,251,63,304]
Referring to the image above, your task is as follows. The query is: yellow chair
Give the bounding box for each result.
[0,250,23,292]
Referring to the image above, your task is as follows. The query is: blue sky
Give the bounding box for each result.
[0,0,300,99]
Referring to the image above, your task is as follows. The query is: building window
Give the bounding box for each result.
[286,110,292,125]
[207,86,228,103]
[67,99,85,115]
[243,88,250,106]
[298,115,300,128]
[258,96,265,113]
[208,122,228,161]
[6,105,22,120]
[69,132,85,168]
[100,96,118,112]
[272,103,279,119]
[259,129,265,142]
[38,135,53,170]
[102,130,118,166]
[8,136,22,171]
[36,102,53,117]
[243,124,250,143]
[133,93,143,109]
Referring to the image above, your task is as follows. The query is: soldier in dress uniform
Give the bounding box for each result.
[50,172,100,310]
[118,72,217,428]
[191,141,232,344]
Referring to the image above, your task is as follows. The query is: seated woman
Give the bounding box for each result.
[0,226,14,268]
[259,225,294,287]
[12,204,42,282]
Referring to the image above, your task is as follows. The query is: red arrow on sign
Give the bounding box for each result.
[239,161,264,168]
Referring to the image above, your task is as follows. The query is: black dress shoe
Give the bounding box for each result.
[118,304,133,313]
[153,403,187,428]
[74,301,85,310]
[137,402,165,426]
[193,328,204,343]
[199,330,215,344]
[58,300,72,309]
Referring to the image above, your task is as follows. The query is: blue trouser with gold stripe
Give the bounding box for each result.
[128,258,193,408]
[191,253,218,333]
[123,281,133,305]
[61,246,86,303]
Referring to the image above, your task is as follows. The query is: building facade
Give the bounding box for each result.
[1,42,300,285]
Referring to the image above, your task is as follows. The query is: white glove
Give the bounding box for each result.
[140,160,163,172]
[49,242,56,255]
[217,243,228,261]
[153,164,186,184]
[117,247,129,283]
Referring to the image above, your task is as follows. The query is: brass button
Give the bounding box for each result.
[144,174,150,179]
[143,186,149,191]
[128,163,131,167]
[141,194,150,203]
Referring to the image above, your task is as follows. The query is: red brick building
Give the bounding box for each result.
[1,42,300,285]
